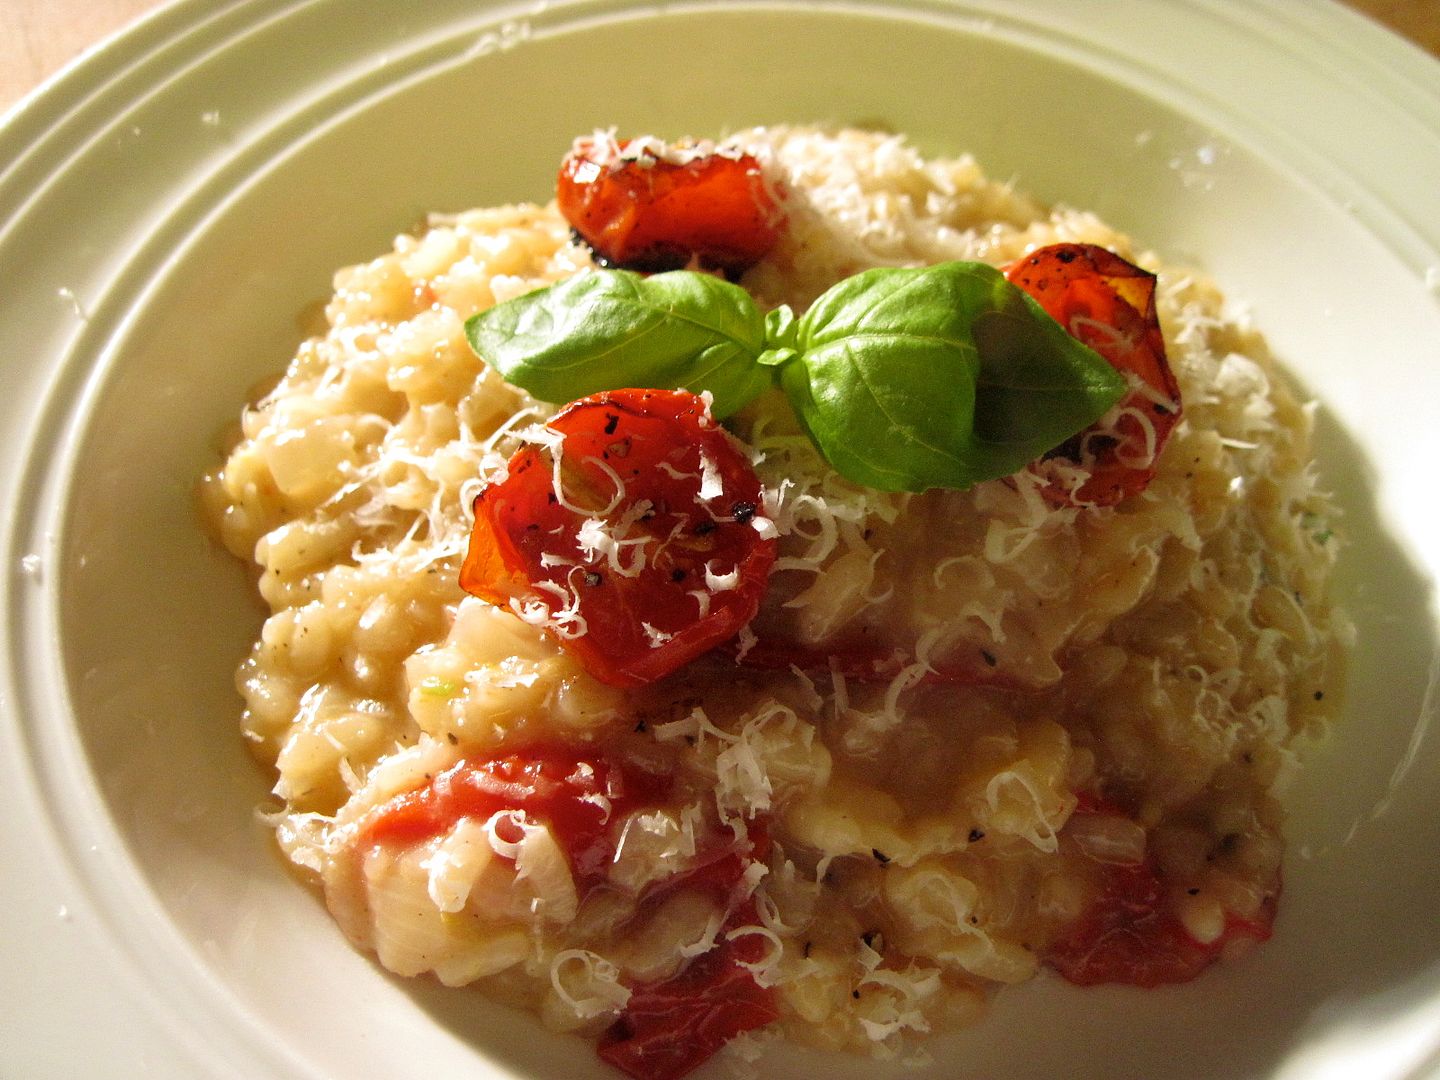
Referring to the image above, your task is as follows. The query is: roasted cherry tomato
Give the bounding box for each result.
[600,821,774,1080]
[358,748,669,889]
[599,895,778,1080]
[558,134,784,275]
[362,750,775,1080]
[1004,243,1182,506]
[1046,800,1275,987]
[461,388,777,688]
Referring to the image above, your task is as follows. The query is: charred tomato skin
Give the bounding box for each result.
[599,828,777,1080]
[461,388,776,688]
[1004,243,1182,506]
[597,900,778,1080]
[557,137,784,275]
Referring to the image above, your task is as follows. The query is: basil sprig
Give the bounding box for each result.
[465,263,1125,493]
[468,269,772,419]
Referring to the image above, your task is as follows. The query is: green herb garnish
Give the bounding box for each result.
[417,676,458,699]
[466,263,1125,493]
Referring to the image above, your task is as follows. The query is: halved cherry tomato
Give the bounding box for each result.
[1004,243,1182,506]
[357,747,670,890]
[600,825,776,1080]
[1046,798,1276,987]
[1047,860,1275,987]
[461,389,777,688]
[599,894,778,1080]
[558,135,784,275]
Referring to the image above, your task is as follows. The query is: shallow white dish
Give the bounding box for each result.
[3,1,1440,1077]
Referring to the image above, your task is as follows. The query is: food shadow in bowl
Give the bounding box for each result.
[28,3,1440,1078]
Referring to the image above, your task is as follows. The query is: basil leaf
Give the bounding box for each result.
[781,262,1126,492]
[465,269,771,418]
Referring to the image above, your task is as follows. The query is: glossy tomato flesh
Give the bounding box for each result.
[1047,799,1276,987]
[599,892,778,1080]
[558,137,783,275]
[363,743,777,1080]
[1004,243,1182,506]
[462,389,776,688]
[600,824,775,1080]
[358,748,670,890]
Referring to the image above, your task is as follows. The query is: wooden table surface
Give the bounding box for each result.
[2,0,1438,115]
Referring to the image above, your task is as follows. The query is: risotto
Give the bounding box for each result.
[199,127,1345,1077]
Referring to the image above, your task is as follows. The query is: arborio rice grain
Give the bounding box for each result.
[200,126,1345,1070]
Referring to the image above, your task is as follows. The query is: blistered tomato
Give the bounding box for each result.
[461,388,777,687]
[558,135,784,275]
[1046,798,1275,987]
[599,829,777,1080]
[1004,243,1182,506]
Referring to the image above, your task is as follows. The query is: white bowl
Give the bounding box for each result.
[3,1,1440,1077]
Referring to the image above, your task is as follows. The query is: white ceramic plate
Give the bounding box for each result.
[4,1,1439,1077]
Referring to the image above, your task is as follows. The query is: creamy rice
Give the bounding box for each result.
[200,127,1344,1070]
